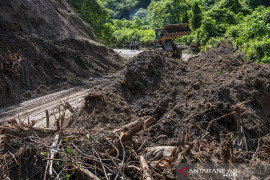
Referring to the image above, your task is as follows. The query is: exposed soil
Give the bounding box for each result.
[79,42,270,139]
[1,5,270,175]
[66,42,269,178]
[1,42,270,179]
[0,0,123,107]
[0,74,118,127]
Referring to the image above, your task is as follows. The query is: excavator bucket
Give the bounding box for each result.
[163,23,191,38]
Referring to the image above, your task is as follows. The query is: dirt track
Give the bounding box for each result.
[0,50,141,127]
[114,48,193,61]
[0,49,141,126]
[0,74,118,127]
[0,50,193,127]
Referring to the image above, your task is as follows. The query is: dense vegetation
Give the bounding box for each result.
[67,0,270,63]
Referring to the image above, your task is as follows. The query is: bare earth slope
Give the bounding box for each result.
[0,0,122,107]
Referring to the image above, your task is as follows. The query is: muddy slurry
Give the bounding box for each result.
[0,0,123,107]
[1,41,270,178]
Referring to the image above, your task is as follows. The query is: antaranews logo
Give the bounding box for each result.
[176,164,191,180]
[176,163,270,180]
[178,166,188,176]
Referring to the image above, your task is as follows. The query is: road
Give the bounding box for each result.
[0,50,143,127]
[114,48,194,61]
[0,49,193,127]
[0,76,116,128]
[114,49,142,58]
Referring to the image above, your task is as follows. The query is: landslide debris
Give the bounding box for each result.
[1,42,270,179]
[0,0,122,107]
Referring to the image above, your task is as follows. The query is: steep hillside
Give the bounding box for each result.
[0,0,122,107]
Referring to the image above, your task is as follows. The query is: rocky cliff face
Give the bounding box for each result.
[0,0,122,107]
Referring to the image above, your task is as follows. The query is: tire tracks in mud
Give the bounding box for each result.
[0,75,117,127]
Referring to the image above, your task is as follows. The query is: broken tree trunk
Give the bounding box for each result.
[108,117,155,154]
[0,126,57,137]
[112,116,152,133]
[140,155,152,180]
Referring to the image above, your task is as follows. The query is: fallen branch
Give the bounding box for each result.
[112,116,152,133]
[108,117,155,154]
[177,142,194,162]
[105,152,129,180]
[139,155,152,180]
[72,165,100,180]
[112,120,139,133]
[65,102,75,114]
[46,110,49,128]
[191,119,205,133]
[49,134,61,175]
[205,111,236,133]
[0,126,57,137]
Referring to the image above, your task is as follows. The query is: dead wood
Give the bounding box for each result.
[112,116,152,133]
[105,152,128,180]
[46,110,49,128]
[49,134,60,175]
[221,135,233,163]
[65,102,75,114]
[108,117,155,155]
[177,142,194,163]
[205,111,236,133]
[139,155,152,180]
[72,165,100,180]
[0,126,57,137]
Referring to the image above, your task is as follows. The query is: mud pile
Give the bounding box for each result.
[80,44,270,138]
[1,43,269,179]
[74,43,270,178]
[0,0,122,107]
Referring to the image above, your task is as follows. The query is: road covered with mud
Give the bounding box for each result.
[1,42,269,179]
[0,75,117,127]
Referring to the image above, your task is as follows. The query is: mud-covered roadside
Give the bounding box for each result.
[1,42,269,179]
[0,0,123,107]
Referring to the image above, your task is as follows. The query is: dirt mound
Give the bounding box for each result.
[0,0,122,107]
[0,0,96,39]
[1,42,270,179]
[71,43,270,178]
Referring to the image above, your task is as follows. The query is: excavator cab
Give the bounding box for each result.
[155,28,164,40]
[155,23,191,58]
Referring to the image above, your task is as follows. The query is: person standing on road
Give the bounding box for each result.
[135,40,140,51]
[130,40,134,51]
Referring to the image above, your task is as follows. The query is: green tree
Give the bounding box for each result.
[67,0,113,44]
[147,0,191,27]
[199,0,220,10]
[218,0,250,14]
[244,0,270,9]
[189,1,202,30]
[207,8,236,24]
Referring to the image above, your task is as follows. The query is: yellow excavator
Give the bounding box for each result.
[155,23,191,58]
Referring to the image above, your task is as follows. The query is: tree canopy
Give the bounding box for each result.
[67,0,270,63]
